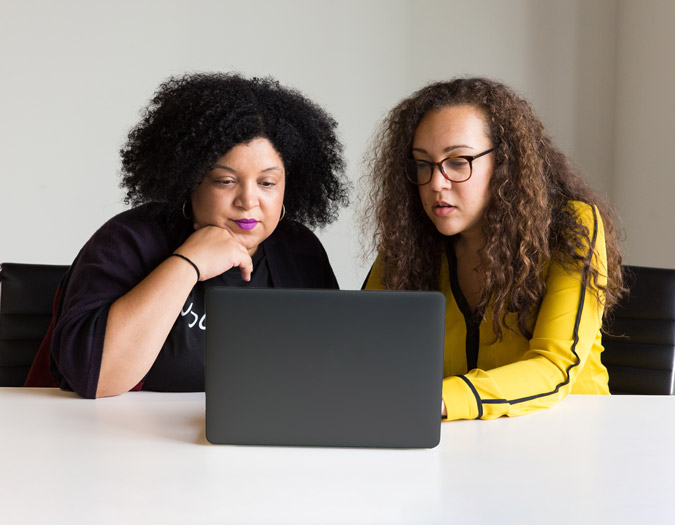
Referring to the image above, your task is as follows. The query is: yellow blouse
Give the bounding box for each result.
[365,202,610,420]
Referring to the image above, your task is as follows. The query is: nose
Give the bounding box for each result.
[235,180,259,210]
[428,164,451,192]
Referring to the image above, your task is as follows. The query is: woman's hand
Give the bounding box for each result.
[97,224,252,397]
[97,223,257,397]
[174,224,254,282]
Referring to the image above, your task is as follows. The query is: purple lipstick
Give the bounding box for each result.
[234,218,258,231]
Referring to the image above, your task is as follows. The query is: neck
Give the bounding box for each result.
[454,231,484,259]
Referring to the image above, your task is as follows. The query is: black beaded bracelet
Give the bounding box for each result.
[170,253,200,281]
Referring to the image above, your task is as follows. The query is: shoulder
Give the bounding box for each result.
[363,252,386,290]
[264,220,338,288]
[566,200,599,227]
[70,203,187,281]
[564,200,605,246]
[554,200,607,277]
[95,202,168,238]
[270,220,329,256]
[89,202,190,251]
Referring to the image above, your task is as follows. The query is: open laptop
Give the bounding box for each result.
[205,288,445,448]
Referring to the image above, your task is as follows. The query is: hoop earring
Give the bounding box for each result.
[182,201,191,220]
[279,204,286,221]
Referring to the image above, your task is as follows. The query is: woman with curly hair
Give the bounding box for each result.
[363,77,624,421]
[39,72,348,398]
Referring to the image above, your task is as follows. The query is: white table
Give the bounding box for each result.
[1,388,674,524]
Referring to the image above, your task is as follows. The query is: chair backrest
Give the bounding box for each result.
[0,263,69,386]
[602,265,675,395]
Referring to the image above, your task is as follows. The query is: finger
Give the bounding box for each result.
[239,254,254,282]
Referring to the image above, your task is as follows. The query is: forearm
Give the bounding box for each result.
[442,356,573,421]
[96,256,198,397]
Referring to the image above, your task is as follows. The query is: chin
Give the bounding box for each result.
[436,227,461,237]
[240,238,259,251]
[231,232,254,246]
[427,217,461,237]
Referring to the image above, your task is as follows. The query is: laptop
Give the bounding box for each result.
[205,288,445,448]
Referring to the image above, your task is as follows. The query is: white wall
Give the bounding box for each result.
[406,0,618,193]
[1,0,673,290]
[613,0,675,268]
[0,0,412,288]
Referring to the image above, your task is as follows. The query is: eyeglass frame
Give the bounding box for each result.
[405,146,496,186]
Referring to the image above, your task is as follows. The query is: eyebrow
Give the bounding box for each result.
[211,163,283,174]
[412,145,474,155]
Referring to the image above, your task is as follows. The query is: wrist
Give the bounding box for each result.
[170,253,201,281]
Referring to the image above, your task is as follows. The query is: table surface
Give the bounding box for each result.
[2,388,674,524]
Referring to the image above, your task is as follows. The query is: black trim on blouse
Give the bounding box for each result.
[445,239,484,372]
[465,205,600,408]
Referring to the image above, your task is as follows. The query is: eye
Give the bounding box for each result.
[259,181,277,188]
[414,160,430,168]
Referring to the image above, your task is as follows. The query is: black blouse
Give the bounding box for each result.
[49,203,339,397]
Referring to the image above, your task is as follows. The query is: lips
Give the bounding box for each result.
[432,201,456,217]
[234,219,258,231]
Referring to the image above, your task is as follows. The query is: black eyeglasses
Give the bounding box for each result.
[405,147,496,185]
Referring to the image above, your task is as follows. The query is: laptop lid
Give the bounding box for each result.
[205,288,445,448]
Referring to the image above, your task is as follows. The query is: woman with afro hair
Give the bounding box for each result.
[43,73,349,398]
[363,77,625,421]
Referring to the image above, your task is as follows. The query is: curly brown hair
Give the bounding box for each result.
[363,77,624,339]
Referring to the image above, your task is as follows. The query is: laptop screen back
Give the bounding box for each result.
[205,288,445,448]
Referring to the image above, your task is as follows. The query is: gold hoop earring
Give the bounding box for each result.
[279,204,286,221]
[182,201,190,220]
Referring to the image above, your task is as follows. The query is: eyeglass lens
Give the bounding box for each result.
[406,157,471,185]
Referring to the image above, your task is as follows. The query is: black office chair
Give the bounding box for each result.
[602,265,675,395]
[0,262,69,386]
